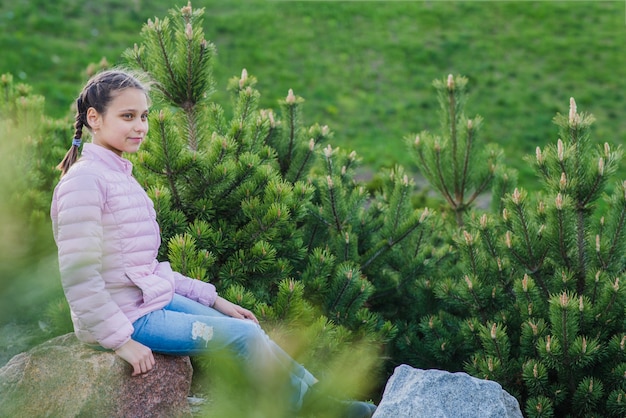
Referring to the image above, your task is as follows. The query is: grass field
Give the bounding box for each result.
[1,0,625,187]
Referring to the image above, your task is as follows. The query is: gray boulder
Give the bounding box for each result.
[373,365,523,418]
[0,333,193,417]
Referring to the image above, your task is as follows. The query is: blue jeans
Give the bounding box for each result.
[131,294,317,411]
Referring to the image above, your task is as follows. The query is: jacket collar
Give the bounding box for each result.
[81,143,134,176]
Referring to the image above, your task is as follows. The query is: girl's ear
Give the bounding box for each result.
[86,107,101,130]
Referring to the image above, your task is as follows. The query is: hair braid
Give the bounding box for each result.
[56,98,86,176]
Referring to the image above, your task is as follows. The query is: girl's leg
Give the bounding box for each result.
[132,294,317,411]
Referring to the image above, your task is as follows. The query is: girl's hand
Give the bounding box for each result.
[115,339,155,376]
[213,296,259,324]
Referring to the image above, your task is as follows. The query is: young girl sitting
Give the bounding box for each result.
[50,69,376,418]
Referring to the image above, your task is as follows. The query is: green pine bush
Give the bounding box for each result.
[411,75,626,416]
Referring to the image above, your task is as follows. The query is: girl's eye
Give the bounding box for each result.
[141,113,148,121]
[122,114,133,120]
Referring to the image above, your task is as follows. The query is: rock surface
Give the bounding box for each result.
[373,364,523,418]
[0,333,193,417]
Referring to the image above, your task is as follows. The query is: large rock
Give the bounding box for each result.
[373,365,523,418]
[0,333,193,417]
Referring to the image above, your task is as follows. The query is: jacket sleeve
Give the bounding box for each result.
[52,173,134,350]
[162,262,218,307]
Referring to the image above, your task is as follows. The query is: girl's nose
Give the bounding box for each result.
[136,119,149,133]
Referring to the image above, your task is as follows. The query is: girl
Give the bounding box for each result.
[50,69,376,418]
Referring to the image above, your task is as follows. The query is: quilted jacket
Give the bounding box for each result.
[50,143,217,350]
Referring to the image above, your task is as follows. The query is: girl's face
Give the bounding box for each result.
[87,88,149,156]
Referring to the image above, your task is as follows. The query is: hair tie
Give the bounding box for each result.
[72,138,82,147]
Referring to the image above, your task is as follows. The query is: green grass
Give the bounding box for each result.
[1,0,625,186]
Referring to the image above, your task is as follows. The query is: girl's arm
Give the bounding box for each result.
[115,339,155,376]
[212,296,259,323]
[52,173,134,350]
[167,265,218,307]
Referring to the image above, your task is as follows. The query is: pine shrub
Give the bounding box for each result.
[411,74,626,417]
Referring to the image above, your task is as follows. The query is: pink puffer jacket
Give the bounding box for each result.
[50,143,217,350]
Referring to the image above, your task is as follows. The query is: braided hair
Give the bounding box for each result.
[56,69,149,176]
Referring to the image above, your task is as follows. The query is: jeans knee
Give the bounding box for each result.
[191,320,214,347]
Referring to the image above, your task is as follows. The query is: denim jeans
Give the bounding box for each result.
[131,294,318,411]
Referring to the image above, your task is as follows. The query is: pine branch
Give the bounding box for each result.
[439,76,461,202]
[361,216,426,270]
[291,139,315,183]
[575,209,587,294]
[459,119,473,199]
[433,144,458,209]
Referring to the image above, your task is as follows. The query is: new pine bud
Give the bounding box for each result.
[463,275,473,290]
[505,231,512,248]
[536,147,544,165]
[447,74,454,90]
[467,320,475,332]
[569,97,578,125]
[463,231,473,245]
[512,188,521,205]
[538,200,545,215]
[559,172,567,189]
[239,68,248,89]
[597,157,605,176]
[555,193,563,209]
[557,139,564,161]
[268,110,275,127]
[181,1,192,16]
[286,88,296,104]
